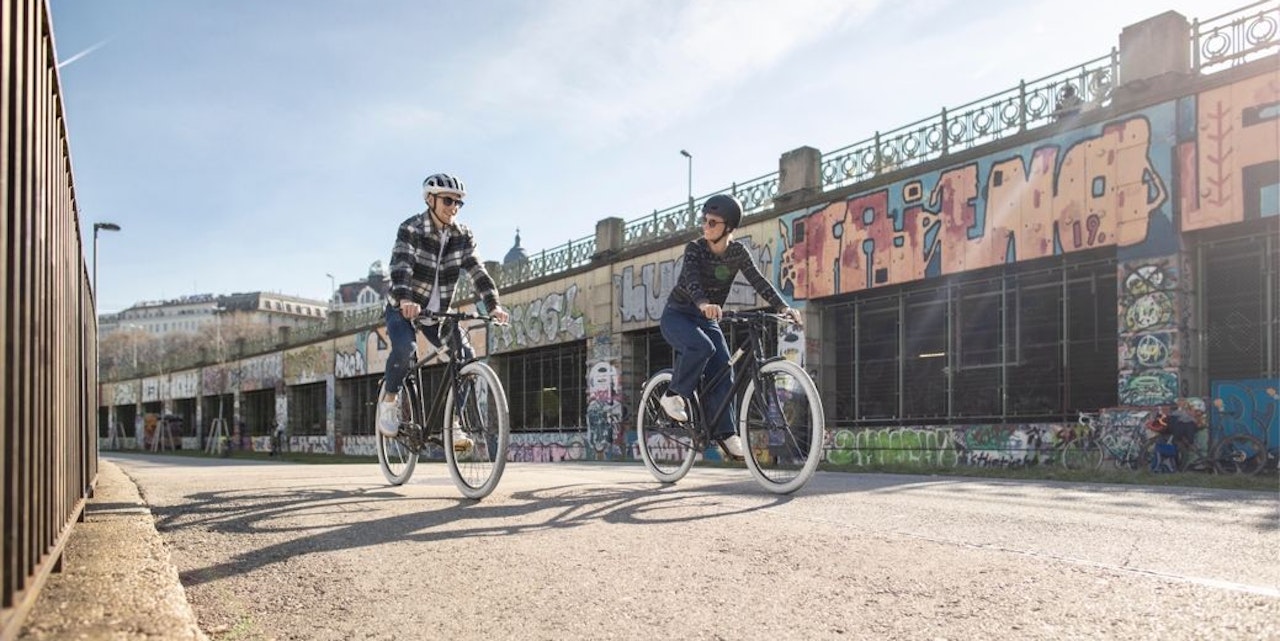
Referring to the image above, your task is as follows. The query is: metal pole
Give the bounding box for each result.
[680,149,693,224]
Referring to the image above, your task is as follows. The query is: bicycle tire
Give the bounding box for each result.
[738,360,824,495]
[636,371,697,483]
[376,377,420,485]
[1213,434,1268,476]
[443,361,510,500]
[1059,438,1103,471]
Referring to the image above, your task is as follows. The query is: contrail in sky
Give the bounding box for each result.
[57,38,112,69]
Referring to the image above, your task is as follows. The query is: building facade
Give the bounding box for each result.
[99,7,1279,466]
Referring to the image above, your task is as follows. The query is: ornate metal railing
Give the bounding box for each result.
[1193,0,1280,73]
[820,51,1118,190]
[621,171,781,248]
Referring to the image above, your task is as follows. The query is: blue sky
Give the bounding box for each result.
[51,0,1235,313]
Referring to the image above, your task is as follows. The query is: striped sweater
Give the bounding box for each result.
[669,239,787,310]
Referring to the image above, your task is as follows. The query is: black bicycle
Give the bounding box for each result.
[635,310,825,494]
[375,311,510,499]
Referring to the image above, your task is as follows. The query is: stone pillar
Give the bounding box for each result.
[594,216,625,257]
[777,146,822,203]
[1115,11,1191,104]
[1117,252,1193,408]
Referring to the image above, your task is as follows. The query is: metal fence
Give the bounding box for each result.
[1193,0,1280,73]
[1,0,100,637]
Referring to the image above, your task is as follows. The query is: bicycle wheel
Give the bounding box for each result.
[1213,434,1267,476]
[1059,438,1103,471]
[377,377,420,485]
[738,360,824,495]
[636,371,697,483]
[443,361,510,500]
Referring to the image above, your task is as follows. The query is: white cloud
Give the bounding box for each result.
[467,0,884,145]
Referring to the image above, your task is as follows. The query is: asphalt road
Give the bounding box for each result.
[110,454,1279,640]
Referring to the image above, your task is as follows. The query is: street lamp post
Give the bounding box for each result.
[679,150,693,224]
[92,222,121,309]
[325,273,337,309]
[92,221,121,449]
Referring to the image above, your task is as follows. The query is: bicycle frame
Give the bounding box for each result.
[403,315,480,441]
[688,311,787,443]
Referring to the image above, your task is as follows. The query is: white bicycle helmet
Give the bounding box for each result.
[422,173,467,200]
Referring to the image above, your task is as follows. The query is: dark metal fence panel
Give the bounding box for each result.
[1,0,98,637]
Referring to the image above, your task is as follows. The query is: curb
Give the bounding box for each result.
[19,460,207,640]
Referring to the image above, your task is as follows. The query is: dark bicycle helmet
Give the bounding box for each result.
[702,194,743,229]
[422,173,467,199]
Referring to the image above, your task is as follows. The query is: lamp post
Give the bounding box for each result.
[92,222,121,310]
[325,273,336,309]
[679,150,693,223]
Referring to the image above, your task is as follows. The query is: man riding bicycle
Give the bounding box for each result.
[376,173,510,447]
[658,194,800,459]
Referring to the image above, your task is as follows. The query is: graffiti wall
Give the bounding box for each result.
[106,381,138,406]
[778,109,1177,300]
[508,431,590,462]
[141,376,164,403]
[1117,258,1183,405]
[1179,71,1280,231]
[284,342,334,385]
[1212,378,1280,448]
[491,280,588,352]
[615,227,780,330]
[170,370,199,399]
[585,336,625,460]
[237,353,283,391]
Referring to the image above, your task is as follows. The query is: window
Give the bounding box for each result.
[338,375,382,435]
[1201,229,1280,381]
[500,341,586,431]
[829,250,1117,425]
[289,382,327,435]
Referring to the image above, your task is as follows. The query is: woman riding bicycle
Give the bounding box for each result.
[658,194,801,459]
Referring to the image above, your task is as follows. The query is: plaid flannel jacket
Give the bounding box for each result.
[387,212,500,313]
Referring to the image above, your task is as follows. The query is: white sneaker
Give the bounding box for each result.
[451,423,473,452]
[659,394,688,422]
[376,400,400,437]
[719,434,745,459]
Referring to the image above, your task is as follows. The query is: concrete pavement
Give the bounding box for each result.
[18,460,206,640]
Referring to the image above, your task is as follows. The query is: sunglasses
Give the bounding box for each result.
[700,218,724,228]
[435,195,465,208]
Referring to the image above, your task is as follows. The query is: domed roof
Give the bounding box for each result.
[503,229,528,265]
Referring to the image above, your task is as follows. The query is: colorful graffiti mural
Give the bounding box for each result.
[1117,258,1182,406]
[778,112,1174,299]
[586,336,624,459]
[508,432,590,462]
[285,342,334,385]
[492,283,587,351]
[1180,71,1280,231]
[1212,378,1280,449]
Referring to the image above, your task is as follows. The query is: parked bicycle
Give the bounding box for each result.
[636,310,825,494]
[375,311,510,499]
[1049,412,1104,470]
[1140,408,1267,475]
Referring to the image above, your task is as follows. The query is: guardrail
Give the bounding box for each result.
[1,0,100,637]
[1193,0,1280,73]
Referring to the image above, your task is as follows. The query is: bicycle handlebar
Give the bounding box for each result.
[719,309,802,327]
[413,310,507,325]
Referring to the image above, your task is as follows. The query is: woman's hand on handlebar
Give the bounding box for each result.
[698,302,723,321]
[782,306,803,327]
